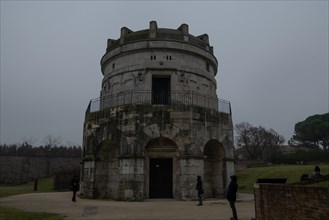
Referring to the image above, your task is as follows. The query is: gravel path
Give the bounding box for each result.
[1,192,255,220]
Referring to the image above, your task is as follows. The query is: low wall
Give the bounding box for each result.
[254,184,329,220]
[0,156,81,184]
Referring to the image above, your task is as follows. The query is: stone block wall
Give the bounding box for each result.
[81,104,234,200]
[254,183,329,220]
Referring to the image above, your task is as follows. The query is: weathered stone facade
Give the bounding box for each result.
[81,21,234,200]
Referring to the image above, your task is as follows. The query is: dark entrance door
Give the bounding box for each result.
[152,77,171,104]
[149,158,173,198]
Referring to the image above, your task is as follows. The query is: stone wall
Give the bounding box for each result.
[81,104,234,200]
[254,183,329,220]
[101,21,218,102]
[0,156,81,184]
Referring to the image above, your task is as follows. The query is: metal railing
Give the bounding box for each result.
[86,90,231,115]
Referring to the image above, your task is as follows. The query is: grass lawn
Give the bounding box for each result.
[0,206,63,220]
[0,176,55,198]
[0,177,64,220]
[236,164,329,193]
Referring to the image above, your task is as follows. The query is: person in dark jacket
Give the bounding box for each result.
[71,175,80,202]
[312,165,322,178]
[196,175,204,206]
[226,175,238,220]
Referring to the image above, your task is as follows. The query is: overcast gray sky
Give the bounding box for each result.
[1,1,328,146]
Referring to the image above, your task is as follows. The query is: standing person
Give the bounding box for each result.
[226,175,238,220]
[196,175,204,206]
[71,175,80,202]
[312,165,322,178]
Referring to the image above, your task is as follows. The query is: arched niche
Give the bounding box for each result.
[94,139,119,199]
[96,139,118,161]
[203,139,226,198]
[85,135,97,156]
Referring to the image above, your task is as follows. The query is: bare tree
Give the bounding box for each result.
[43,134,62,148]
[20,136,37,147]
[235,122,284,161]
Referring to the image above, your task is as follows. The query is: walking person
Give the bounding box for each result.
[71,175,80,202]
[196,175,204,206]
[226,175,238,220]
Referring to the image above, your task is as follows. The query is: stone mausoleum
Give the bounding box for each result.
[81,21,235,201]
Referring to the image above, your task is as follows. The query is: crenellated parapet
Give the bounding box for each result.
[102,21,217,76]
[106,21,213,53]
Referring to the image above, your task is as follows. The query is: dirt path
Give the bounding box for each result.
[1,192,255,220]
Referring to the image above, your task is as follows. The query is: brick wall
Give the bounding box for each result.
[254,184,329,220]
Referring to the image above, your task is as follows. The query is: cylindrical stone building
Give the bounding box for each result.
[81,21,234,201]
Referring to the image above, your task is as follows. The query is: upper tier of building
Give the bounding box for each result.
[101,21,218,75]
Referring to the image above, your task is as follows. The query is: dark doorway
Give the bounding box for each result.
[149,158,173,198]
[152,77,171,104]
